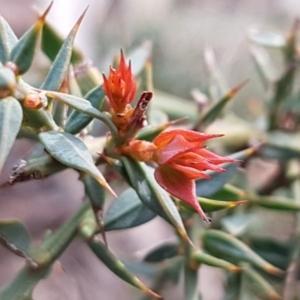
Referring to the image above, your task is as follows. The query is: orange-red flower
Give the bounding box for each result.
[102,51,137,114]
[152,129,237,222]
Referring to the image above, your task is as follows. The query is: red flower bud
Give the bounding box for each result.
[102,51,137,114]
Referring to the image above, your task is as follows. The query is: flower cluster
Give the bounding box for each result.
[103,52,236,221]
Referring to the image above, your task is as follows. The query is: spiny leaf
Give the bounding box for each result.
[65,85,105,134]
[87,238,162,299]
[104,188,156,231]
[40,7,87,91]
[202,230,284,276]
[121,157,192,245]
[39,131,115,196]
[9,2,53,74]
[197,80,248,129]
[84,174,106,210]
[44,91,118,136]
[0,219,31,257]
[42,20,83,63]
[144,243,179,263]
[0,15,18,62]
[0,97,22,174]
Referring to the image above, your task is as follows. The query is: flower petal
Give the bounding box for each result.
[154,165,210,221]
[153,129,223,148]
[197,148,238,164]
[169,162,212,179]
[155,135,197,165]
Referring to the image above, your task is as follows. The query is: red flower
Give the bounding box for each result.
[102,51,137,114]
[152,129,236,222]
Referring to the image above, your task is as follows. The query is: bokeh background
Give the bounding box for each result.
[0,0,299,299]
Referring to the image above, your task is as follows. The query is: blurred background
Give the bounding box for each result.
[0,0,299,299]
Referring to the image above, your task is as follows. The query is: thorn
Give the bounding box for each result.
[38,1,53,24]
[228,79,249,98]
[73,6,89,31]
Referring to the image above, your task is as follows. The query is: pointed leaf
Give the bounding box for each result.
[144,243,179,262]
[251,238,289,270]
[202,230,284,276]
[249,195,300,212]
[40,9,86,91]
[0,97,22,174]
[259,143,300,160]
[121,157,191,244]
[242,264,282,300]
[248,28,286,48]
[84,174,106,210]
[0,219,31,255]
[128,41,152,76]
[87,238,162,299]
[104,188,156,231]
[180,197,246,213]
[152,89,198,122]
[39,131,115,195]
[65,85,105,134]
[9,3,52,74]
[0,15,18,62]
[42,21,83,64]
[203,47,228,101]
[45,91,117,136]
[197,81,247,129]
[191,250,241,272]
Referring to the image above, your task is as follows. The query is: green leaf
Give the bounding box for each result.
[144,243,179,262]
[203,47,228,101]
[259,131,300,160]
[249,195,300,212]
[9,3,52,74]
[42,22,83,64]
[197,81,247,129]
[0,15,18,62]
[209,184,244,201]
[83,174,106,210]
[249,29,286,48]
[45,91,118,136]
[259,143,300,160]
[251,238,290,270]
[136,119,185,142]
[87,238,162,299]
[0,97,22,174]
[250,45,280,85]
[242,263,282,300]
[221,214,253,236]
[272,65,295,106]
[121,157,191,244]
[128,41,152,76]
[65,85,105,134]
[196,147,255,197]
[152,89,198,122]
[191,249,241,272]
[104,188,156,231]
[40,9,87,91]
[180,197,246,213]
[39,131,114,195]
[0,219,31,255]
[202,230,284,276]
